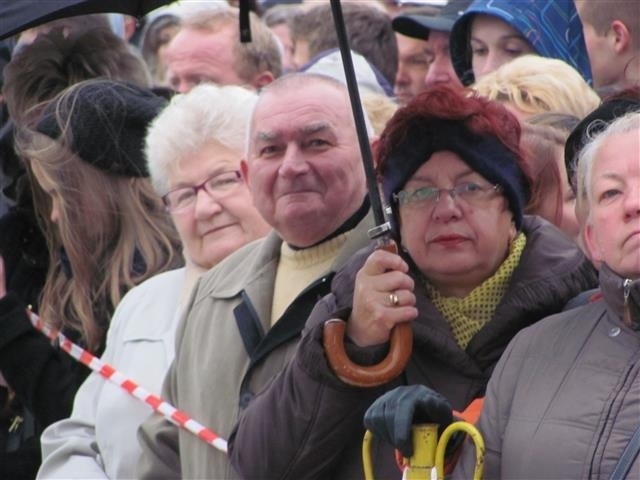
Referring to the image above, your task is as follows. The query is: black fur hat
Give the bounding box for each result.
[35,79,167,177]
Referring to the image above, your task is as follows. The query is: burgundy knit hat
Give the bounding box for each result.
[381,120,530,231]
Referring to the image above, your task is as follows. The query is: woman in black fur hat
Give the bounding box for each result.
[0,79,182,477]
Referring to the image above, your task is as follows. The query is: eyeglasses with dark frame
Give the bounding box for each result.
[162,170,242,212]
[393,182,502,209]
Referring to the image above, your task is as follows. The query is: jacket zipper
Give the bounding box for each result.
[623,279,632,326]
[8,415,23,433]
[624,279,632,303]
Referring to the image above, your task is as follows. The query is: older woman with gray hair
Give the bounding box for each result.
[37,84,270,479]
[449,110,640,479]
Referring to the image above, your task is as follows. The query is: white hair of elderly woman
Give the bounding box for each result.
[576,111,640,217]
[145,83,257,195]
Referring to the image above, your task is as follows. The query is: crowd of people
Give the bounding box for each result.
[0,0,637,478]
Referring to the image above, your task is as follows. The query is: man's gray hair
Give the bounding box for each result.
[244,72,375,156]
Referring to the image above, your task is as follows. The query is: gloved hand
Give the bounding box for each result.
[364,385,453,457]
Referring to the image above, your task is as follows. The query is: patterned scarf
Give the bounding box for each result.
[426,233,527,349]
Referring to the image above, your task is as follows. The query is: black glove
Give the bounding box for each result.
[363,385,453,457]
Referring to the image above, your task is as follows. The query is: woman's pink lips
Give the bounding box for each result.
[431,234,467,246]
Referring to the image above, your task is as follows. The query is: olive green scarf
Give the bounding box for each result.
[426,233,527,349]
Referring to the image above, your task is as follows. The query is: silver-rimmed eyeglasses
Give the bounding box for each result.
[393,182,502,209]
[162,170,242,212]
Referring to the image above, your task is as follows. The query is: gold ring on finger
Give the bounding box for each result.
[388,292,400,306]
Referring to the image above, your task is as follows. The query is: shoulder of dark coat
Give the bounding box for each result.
[516,215,596,284]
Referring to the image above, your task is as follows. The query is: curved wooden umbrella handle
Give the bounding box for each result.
[323,320,412,387]
[322,240,413,386]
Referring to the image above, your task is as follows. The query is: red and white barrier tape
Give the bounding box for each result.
[29,311,228,453]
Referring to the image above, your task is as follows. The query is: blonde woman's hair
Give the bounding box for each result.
[361,92,399,136]
[146,83,257,195]
[473,55,600,119]
[17,130,182,353]
[576,111,640,223]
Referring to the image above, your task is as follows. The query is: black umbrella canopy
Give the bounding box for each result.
[0,0,171,40]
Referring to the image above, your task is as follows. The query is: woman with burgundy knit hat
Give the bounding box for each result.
[0,79,182,469]
[228,85,598,479]
[390,110,640,480]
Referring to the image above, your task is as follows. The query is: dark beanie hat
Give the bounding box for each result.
[381,120,530,230]
[35,79,167,177]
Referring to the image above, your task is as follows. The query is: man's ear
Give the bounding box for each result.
[583,222,604,264]
[610,20,631,54]
[240,159,250,184]
[251,71,275,90]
